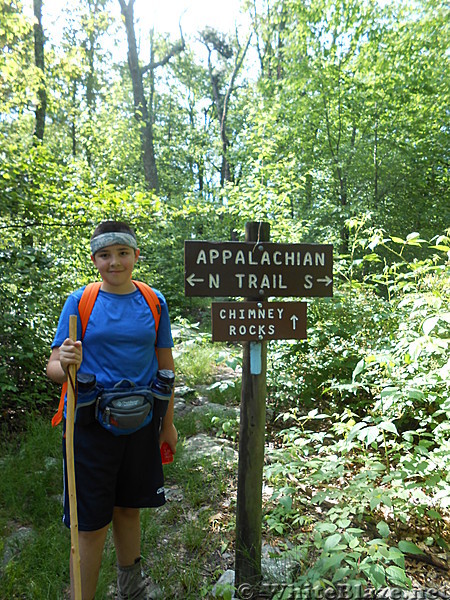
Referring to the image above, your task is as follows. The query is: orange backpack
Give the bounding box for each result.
[51,281,161,427]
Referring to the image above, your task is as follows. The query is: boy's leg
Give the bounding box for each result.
[71,525,109,600]
[113,507,148,599]
[112,507,141,565]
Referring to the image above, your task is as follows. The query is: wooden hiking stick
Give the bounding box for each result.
[66,315,82,600]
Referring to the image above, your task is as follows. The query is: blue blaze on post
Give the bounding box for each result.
[250,342,262,375]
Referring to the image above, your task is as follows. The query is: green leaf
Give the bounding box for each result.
[352,358,365,381]
[423,316,439,335]
[370,496,381,510]
[386,565,409,586]
[380,386,399,398]
[337,518,351,529]
[323,533,342,551]
[398,541,424,555]
[322,552,346,570]
[279,495,293,511]
[388,548,405,568]
[406,388,424,400]
[381,494,392,508]
[379,421,398,435]
[368,563,386,588]
[315,522,338,534]
[359,426,380,445]
[436,537,449,550]
[332,567,352,582]
[431,244,450,251]
[376,521,390,539]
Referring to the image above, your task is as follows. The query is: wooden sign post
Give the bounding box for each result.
[184,221,333,594]
[235,221,269,589]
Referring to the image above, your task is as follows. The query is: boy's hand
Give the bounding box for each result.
[59,338,83,373]
[159,422,178,455]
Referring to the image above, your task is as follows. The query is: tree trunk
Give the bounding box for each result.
[204,32,252,187]
[374,102,379,206]
[33,0,47,142]
[118,0,159,191]
[118,1,185,192]
[71,82,77,156]
[337,167,349,254]
[84,3,97,167]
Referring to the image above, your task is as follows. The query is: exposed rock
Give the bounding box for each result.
[191,402,239,419]
[211,569,235,598]
[174,385,197,399]
[1,525,34,570]
[173,399,192,415]
[182,433,238,463]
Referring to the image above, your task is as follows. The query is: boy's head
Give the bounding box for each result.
[90,221,137,256]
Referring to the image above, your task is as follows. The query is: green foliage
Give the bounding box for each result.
[264,230,450,588]
[0,240,62,411]
[172,318,217,385]
[240,0,449,249]
[0,0,41,116]
[265,406,441,590]
[0,151,224,414]
[207,377,242,407]
[0,418,69,598]
[0,0,449,591]
[0,413,237,599]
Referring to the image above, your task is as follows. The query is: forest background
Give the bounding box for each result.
[1,0,449,596]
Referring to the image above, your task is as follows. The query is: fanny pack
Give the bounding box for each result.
[75,370,174,436]
[96,380,154,435]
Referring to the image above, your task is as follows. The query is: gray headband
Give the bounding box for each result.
[90,232,138,255]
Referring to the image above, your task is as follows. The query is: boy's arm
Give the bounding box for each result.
[157,347,177,453]
[46,339,83,384]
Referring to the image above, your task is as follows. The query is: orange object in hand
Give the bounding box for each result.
[160,442,174,464]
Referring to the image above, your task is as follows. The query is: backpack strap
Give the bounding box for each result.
[132,280,161,332]
[52,281,161,427]
[79,282,102,338]
[52,383,68,427]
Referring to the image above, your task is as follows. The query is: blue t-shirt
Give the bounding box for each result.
[52,286,174,389]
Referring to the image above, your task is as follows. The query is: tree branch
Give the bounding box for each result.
[141,37,185,74]
[221,33,252,134]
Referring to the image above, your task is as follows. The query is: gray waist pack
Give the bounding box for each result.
[95,379,154,435]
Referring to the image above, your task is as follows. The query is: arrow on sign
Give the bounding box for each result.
[186,273,205,287]
[290,315,299,330]
[317,276,333,286]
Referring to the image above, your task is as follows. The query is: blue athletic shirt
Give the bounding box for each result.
[52,286,174,390]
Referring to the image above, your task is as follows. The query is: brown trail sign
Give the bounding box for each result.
[212,301,307,342]
[183,222,333,594]
[185,241,333,298]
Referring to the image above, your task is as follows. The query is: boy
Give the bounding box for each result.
[47,221,177,600]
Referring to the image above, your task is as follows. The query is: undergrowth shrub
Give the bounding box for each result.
[267,285,391,417]
[264,407,449,593]
[263,230,450,591]
[172,317,241,387]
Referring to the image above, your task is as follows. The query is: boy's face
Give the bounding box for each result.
[91,244,140,293]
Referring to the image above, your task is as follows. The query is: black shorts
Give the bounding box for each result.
[62,418,165,531]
